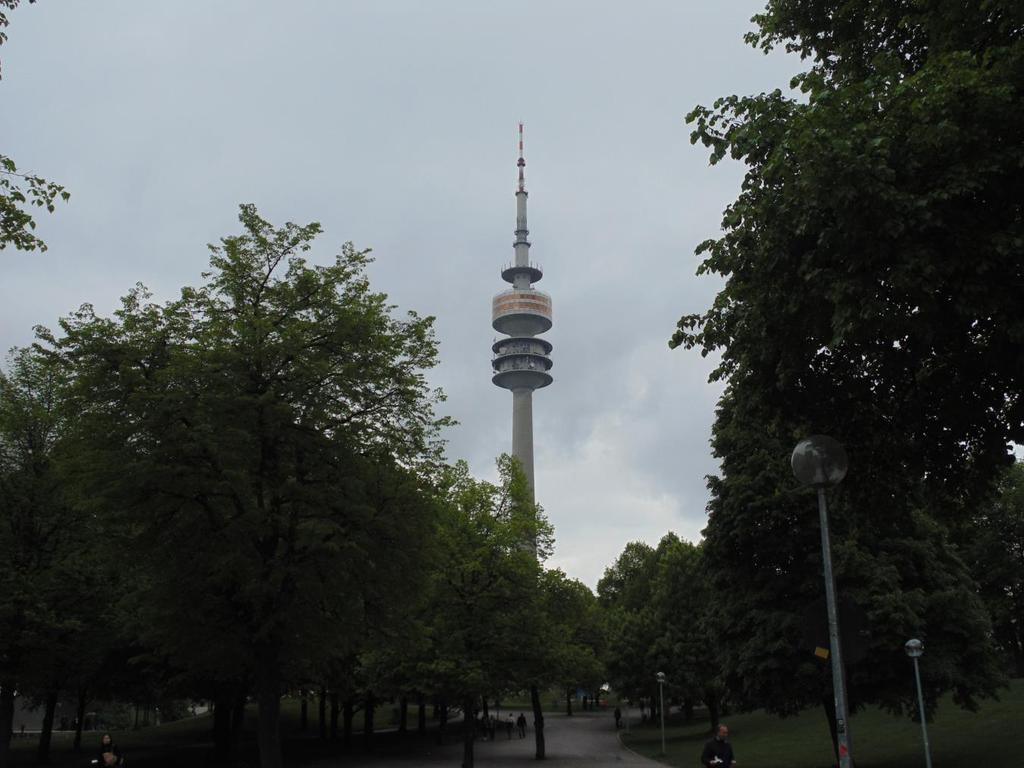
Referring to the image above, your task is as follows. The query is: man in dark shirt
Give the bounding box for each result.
[701,724,737,767]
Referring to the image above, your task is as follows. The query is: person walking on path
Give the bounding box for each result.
[614,706,622,729]
[701,724,737,768]
[516,712,527,738]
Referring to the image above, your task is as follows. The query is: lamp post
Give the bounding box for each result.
[656,672,666,756]
[792,435,852,768]
[905,639,933,768]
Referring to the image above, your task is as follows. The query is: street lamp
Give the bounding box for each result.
[655,671,666,756]
[792,435,852,768]
[905,639,933,768]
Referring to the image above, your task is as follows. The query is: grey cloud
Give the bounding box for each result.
[1,0,800,587]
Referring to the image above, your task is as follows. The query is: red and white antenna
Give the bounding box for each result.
[517,122,526,192]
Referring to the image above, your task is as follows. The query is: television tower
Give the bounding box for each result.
[491,124,553,500]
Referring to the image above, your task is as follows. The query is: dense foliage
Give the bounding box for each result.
[670,0,1022,753]
[599,536,723,732]
[0,206,604,768]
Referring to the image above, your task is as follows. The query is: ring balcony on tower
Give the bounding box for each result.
[501,262,543,284]
[492,336,553,390]
[492,289,552,336]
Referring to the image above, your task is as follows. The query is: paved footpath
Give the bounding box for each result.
[311,709,662,768]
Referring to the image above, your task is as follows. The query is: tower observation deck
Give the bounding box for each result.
[492,124,552,499]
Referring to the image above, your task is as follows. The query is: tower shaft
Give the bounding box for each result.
[512,388,535,498]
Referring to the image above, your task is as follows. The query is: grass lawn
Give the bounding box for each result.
[622,678,1022,768]
[5,697,412,767]
[498,691,585,714]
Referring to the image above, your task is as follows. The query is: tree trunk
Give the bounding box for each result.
[399,696,408,734]
[0,683,14,768]
[329,690,339,741]
[363,690,374,752]
[683,697,694,722]
[437,699,448,745]
[706,690,720,735]
[461,695,475,768]
[1013,626,1024,678]
[73,687,87,752]
[36,689,58,764]
[318,687,327,740]
[529,685,545,760]
[255,653,284,768]
[417,694,426,734]
[211,683,247,764]
[230,690,246,760]
[822,694,840,766]
[213,687,233,763]
[342,698,354,752]
[299,689,308,731]
[565,687,573,716]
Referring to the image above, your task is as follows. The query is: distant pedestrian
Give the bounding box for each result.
[701,724,736,768]
[614,706,622,729]
[505,714,514,739]
[516,712,527,738]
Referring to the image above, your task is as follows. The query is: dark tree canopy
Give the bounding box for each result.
[676,0,1024,501]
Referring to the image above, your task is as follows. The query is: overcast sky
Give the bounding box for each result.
[1,1,800,588]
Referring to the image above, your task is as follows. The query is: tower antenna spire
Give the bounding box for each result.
[517,122,526,192]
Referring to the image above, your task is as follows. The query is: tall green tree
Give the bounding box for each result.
[0,347,90,768]
[599,535,724,730]
[49,205,447,768]
[539,569,605,717]
[416,456,550,768]
[649,536,724,733]
[675,0,1024,513]
[598,539,665,716]
[672,0,1016,753]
